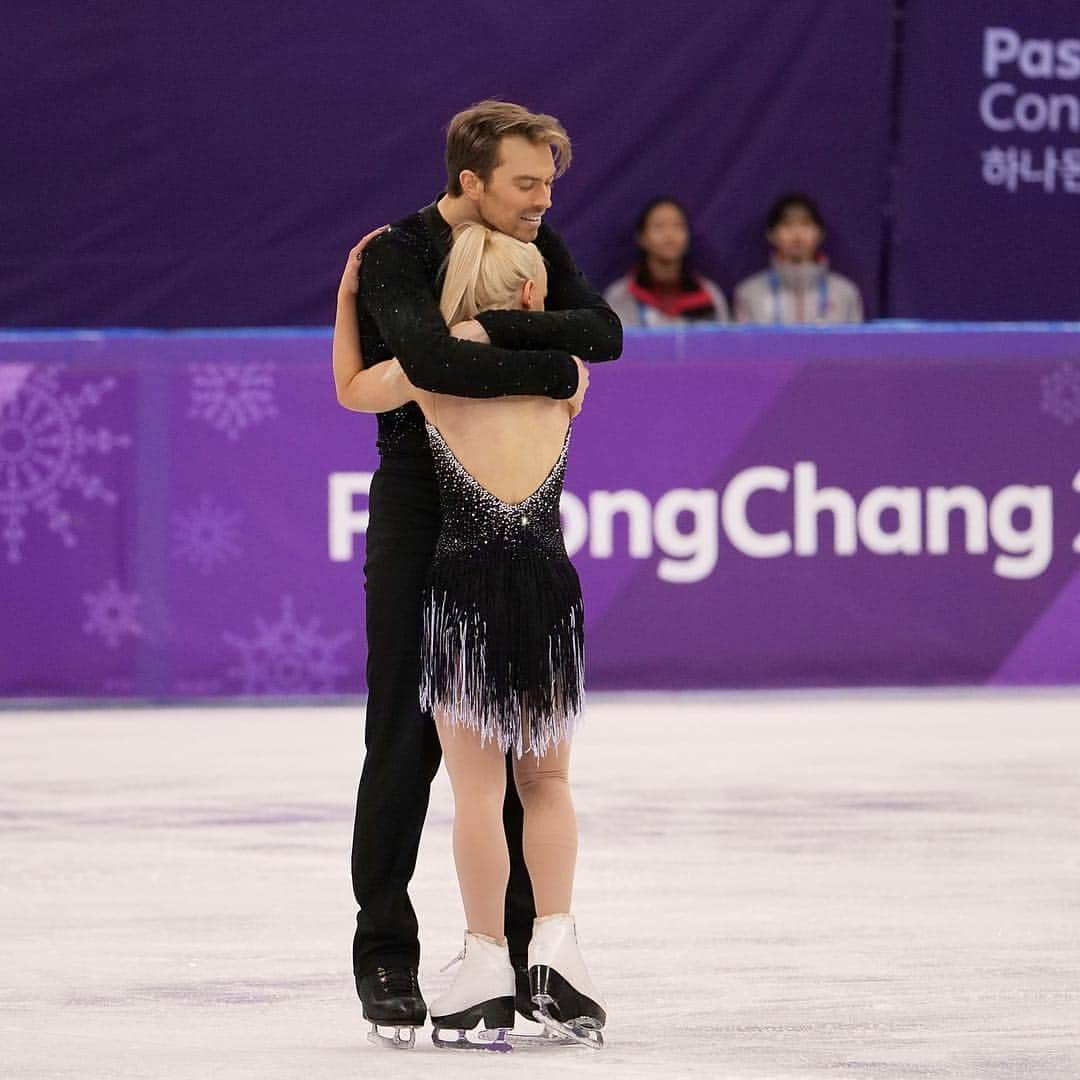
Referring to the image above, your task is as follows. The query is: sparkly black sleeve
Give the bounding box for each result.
[473,224,623,363]
[358,229,579,400]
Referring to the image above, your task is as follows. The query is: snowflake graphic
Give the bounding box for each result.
[0,363,32,408]
[1041,363,1080,426]
[0,365,132,564]
[83,578,143,649]
[223,595,353,695]
[188,361,278,440]
[172,494,243,574]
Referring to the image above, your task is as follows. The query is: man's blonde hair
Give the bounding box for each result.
[445,100,571,197]
[439,223,547,326]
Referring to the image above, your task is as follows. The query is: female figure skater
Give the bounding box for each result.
[334,222,605,1051]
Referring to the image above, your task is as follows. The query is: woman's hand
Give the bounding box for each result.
[339,225,389,298]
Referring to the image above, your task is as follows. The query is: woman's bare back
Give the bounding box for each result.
[415,391,571,506]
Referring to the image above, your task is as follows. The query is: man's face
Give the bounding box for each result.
[768,207,823,264]
[470,135,555,242]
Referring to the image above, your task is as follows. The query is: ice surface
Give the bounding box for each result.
[2,690,1078,1079]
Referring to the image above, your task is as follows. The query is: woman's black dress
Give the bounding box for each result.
[419,421,584,758]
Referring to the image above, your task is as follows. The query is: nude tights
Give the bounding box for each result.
[434,710,577,942]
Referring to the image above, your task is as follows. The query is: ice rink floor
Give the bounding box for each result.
[2,690,1078,1080]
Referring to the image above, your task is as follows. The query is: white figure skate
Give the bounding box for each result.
[430,931,515,1052]
[527,912,606,1049]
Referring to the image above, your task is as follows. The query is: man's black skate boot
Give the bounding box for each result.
[356,966,426,1050]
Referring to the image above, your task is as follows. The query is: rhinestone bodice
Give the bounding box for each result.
[425,422,571,560]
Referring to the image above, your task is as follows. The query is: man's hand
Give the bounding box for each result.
[449,319,491,344]
[567,356,588,418]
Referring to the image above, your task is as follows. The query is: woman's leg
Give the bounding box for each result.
[434,709,511,941]
[512,736,577,916]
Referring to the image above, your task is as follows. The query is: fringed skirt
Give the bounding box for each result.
[419,548,585,759]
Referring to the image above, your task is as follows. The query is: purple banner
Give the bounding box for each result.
[3,1,890,326]
[3,327,1080,698]
[891,2,1080,319]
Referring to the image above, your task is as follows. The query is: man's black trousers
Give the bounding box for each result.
[351,460,537,983]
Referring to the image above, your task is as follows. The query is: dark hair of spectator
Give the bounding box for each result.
[634,196,690,237]
[766,193,825,231]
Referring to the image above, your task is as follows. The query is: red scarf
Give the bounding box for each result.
[626,266,716,318]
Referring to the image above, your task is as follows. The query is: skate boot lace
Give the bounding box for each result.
[374,967,418,996]
[439,948,466,973]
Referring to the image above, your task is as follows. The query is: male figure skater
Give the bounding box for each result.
[343,100,621,1046]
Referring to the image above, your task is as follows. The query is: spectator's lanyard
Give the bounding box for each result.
[768,268,828,323]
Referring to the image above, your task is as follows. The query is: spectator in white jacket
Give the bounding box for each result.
[734,193,863,325]
[604,198,730,327]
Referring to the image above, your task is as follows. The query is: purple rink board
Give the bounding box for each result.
[2,325,1080,699]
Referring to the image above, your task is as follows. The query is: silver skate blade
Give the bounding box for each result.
[478,1020,574,1049]
[532,1000,604,1050]
[366,1022,416,1050]
[432,1026,513,1053]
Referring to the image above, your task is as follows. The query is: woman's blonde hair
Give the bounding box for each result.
[439,222,547,326]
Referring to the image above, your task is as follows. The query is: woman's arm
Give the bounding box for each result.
[332,228,415,413]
